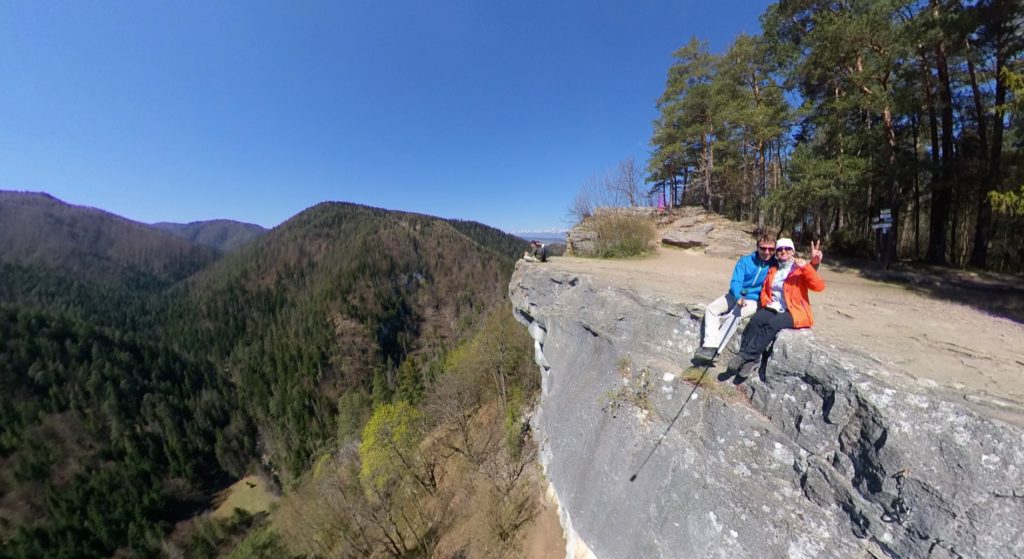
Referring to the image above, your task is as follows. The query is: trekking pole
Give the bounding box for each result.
[628,305,742,482]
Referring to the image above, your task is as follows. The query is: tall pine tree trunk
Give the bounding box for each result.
[912,113,922,259]
[758,140,767,231]
[702,125,714,210]
[972,12,1009,267]
[919,52,941,262]
[884,105,899,265]
[967,48,991,267]
[926,31,954,265]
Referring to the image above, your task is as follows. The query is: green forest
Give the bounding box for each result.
[0,195,531,557]
[648,0,1023,270]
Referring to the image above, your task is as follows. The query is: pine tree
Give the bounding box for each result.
[396,357,424,404]
[371,366,394,408]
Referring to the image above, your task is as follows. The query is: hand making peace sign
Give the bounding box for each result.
[809,239,824,266]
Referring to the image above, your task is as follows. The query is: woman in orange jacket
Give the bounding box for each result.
[727,238,825,378]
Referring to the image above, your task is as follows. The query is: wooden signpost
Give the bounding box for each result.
[872,208,893,268]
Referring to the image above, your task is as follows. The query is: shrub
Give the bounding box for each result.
[336,389,371,446]
[226,527,291,559]
[592,213,656,258]
[828,229,873,258]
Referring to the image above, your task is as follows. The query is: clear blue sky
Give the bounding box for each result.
[1,0,770,233]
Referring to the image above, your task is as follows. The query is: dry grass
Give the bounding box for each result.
[591,213,656,258]
[211,475,277,520]
[677,367,745,403]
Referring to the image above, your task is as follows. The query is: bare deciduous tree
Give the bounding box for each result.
[423,370,490,465]
[614,156,645,207]
[569,156,648,223]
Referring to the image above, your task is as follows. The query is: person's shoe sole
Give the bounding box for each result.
[693,350,716,364]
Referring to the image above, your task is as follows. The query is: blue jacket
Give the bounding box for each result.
[729,251,773,302]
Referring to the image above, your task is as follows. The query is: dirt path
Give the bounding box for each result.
[539,247,1024,414]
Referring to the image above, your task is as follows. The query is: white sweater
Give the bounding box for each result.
[766,261,794,312]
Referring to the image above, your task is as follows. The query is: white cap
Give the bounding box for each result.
[776,238,795,250]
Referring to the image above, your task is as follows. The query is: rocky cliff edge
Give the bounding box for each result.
[510,262,1024,559]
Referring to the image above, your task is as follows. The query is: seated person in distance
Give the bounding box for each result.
[523,240,548,263]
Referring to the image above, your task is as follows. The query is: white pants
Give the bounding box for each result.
[702,295,757,349]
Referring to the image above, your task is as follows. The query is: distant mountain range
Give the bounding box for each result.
[514,231,567,244]
[0,191,221,285]
[152,219,266,252]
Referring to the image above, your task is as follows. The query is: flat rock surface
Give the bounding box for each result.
[529,246,1024,418]
[661,223,714,247]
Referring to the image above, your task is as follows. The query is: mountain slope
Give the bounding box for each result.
[0,196,529,556]
[0,191,219,284]
[152,219,267,253]
[0,191,220,328]
[166,202,527,475]
[0,305,250,558]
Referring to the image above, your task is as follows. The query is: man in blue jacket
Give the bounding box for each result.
[693,234,776,364]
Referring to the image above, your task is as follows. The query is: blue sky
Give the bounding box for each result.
[1,0,770,233]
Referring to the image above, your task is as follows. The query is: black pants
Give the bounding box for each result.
[738,308,794,361]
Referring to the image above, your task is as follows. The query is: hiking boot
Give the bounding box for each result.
[693,346,717,364]
[726,355,747,374]
[736,360,758,380]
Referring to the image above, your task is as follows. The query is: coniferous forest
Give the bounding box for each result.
[648,0,1024,270]
[0,192,534,557]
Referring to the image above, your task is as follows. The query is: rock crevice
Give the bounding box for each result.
[510,263,1024,558]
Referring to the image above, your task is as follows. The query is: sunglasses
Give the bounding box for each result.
[758,246,775,251]
[775,247,794,252]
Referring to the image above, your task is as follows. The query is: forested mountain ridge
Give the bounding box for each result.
[0,197,528,557]
[0,191,221,331]
[0,191,219,284]
[164,201,526,477]
[153,219,267,253]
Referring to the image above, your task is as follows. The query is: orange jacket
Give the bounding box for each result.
[759,263,826,329]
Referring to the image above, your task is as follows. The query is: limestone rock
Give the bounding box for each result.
[509,265,1024,559]
[664,206,709,228]
[662,223,714,248]
[567,224,597,257]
